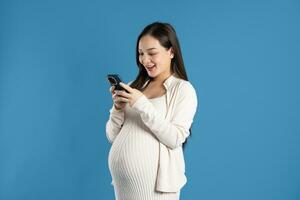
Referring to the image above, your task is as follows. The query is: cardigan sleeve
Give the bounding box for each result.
[131,81,198,149]
[105,105,125,143]
[105,80,133,143]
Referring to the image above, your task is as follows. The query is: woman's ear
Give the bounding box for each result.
[169,47,174,58]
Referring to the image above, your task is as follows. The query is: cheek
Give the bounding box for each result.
[152,55,160,63]
[139,56,143,64]
[158,55,169,65]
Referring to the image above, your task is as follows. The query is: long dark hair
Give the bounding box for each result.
[130,22,192,150]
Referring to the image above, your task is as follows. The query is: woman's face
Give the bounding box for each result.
[138,35,174,79]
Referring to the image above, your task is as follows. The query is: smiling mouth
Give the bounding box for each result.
[146,65,156,70]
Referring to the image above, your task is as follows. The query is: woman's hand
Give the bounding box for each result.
[113,82,143,107]
[110,86,127,110]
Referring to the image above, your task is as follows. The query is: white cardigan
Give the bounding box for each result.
[106,74,198,192]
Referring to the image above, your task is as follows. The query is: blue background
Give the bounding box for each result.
[0,0,299,199]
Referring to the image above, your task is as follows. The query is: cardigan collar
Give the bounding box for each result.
[142,73,179,91]
[162,73,179,90]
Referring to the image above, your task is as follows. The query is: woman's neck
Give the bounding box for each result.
[153,71,173,83]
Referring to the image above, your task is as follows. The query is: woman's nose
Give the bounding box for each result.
[141,55,150,65]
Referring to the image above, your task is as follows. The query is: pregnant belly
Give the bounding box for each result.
[108,124,159,183]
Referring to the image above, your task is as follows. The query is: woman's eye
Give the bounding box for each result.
[139,52,157,56]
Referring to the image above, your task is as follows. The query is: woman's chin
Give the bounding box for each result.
[147,72,157,78]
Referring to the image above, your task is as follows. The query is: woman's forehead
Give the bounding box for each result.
[138,36,162,51]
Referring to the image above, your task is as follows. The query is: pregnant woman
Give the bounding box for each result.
[106,22,198,200]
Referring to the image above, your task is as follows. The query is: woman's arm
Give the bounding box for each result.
[131,81,198,149]
[105,81,133,143]
[105,105,125,143]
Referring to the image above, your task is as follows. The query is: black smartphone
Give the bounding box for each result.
[107,74,128,92]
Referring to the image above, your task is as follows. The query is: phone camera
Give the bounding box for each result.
[108,77,117,85]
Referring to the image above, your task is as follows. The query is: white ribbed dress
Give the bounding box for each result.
[108,94,180,200]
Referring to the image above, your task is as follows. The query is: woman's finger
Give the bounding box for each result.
[115,90,131,99]
[110,86,115,93]
[115,96,129,103]
[119,82,133,93]
[112,94,122,100]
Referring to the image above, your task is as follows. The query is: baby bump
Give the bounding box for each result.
[108,123,159,182]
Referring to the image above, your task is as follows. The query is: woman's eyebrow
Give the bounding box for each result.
[138,48,157,51]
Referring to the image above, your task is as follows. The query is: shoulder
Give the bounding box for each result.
[168,77,198,106]
[175,78,197,97]
[173,78,198,111]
